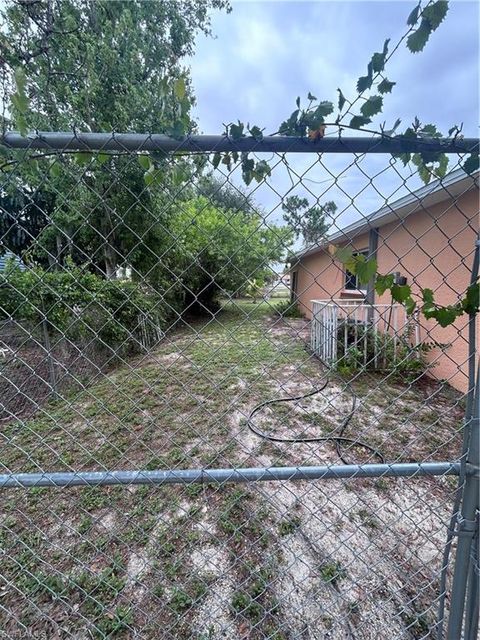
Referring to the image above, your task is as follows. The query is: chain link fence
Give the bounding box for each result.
[0,130,478,639]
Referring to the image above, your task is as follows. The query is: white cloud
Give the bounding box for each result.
[190,0,478,229]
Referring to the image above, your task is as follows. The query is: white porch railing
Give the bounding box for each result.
[310,299,419,369]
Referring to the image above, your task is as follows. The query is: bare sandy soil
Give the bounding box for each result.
[0,301,464,639]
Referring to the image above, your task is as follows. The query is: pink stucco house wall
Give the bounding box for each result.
[290,169,479,392]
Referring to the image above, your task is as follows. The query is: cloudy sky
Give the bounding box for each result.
[187,0,479,244]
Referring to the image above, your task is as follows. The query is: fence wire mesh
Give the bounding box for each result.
[0,130,478,640]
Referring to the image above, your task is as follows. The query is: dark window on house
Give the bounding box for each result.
[290,271,298,301]
[345,250,368,291]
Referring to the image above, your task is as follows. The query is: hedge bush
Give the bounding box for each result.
[0,261,167,356]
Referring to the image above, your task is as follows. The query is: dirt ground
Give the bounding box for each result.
[0,301,465,639]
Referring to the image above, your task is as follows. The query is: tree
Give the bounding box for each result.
[0,0,229,277]
[171,196,293,311]
[282,196,335,247]
[0,190,53,259]
[1,0,229,133]
[197,175,256,216]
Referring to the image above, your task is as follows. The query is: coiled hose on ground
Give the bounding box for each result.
[246,361,385,464]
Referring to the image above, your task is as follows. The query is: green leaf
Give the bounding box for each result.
[279,109,300,136]
[371,52,386,74]
[315,101,334,117]
[434,307,459,328]
[231,150,239,163]
[212,152,221,170]
[355,257,377,286]
[405,297,417,315]
[174,77,186,100]
[14,67,27,94]
[144,169,162,187]
[229,121,245,140]
[241,155,255,185]
[137,155,150,170]
[172,165,187,186]
[337,88,346,112]
[11,92,28,113]
[422,288,435,304]
[391,284,412,304]
[407,20,432,53]
[378,78,396,94]
[296,96,301,108]
[253,160,271,182]
[360,95,383,118]
[15,114,28,137]
[393,151,411,166]
[423,1,449,30]
[356,75,373,93]
[74,152,92,166]
[434,154,449,179]
[307,92,317,101]
[407,3,421,26]
[462,154,479,175]
[349,115,372,129]
[375,274,395,295]
[96,153,110,166]
[248,125,264,141]
[462,282,479,314]
[221,152,232,171]
[335,246,354,265]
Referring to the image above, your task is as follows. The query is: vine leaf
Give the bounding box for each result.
[337,88,346,112]
[349,115,372,129]
[407,3,421,26]
[357,74,373,93]
[378,78,396,94]
[391,284,412,304]
[375,274,395,295]
[229,121,245,140]
[248,125,264,141]
[462,283,479,314]
[137,155,150,170]
[335,246,354,268]
[423,1,449,30]
[241,153,255,185]
[370,39,390,73]
[434,307,459,327]
[462,153,479,175]
[360,95,383,118]
[407,1,449,53]
[253,160,271,182]
[74,152,92,166]
[407,24,431,53]
[212,152,221,169]
[355,257,377,286]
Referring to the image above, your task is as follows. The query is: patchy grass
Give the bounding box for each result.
[0,299,465,638]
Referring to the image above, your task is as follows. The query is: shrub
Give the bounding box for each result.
[273,299,303,318]
[334,319,438,378]
[0,260,166,356]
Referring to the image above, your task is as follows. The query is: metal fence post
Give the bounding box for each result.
[446,235,480,640]
[446,372,479,639]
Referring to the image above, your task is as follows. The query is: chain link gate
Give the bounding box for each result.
[0,130,478,640]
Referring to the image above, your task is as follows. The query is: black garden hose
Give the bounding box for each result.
[246,374,385,465]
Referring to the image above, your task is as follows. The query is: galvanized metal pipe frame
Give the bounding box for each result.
[0,462,462,489]
[1,131,479,154]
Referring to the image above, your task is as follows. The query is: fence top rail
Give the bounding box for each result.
[1,131,478,154]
